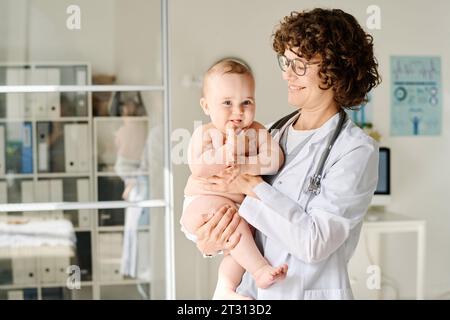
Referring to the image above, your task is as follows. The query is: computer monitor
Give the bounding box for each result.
[370,147,391,206]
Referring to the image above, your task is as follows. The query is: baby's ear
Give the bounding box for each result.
[200,97,209,115]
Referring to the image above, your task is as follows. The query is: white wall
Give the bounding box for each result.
[170,0,450,299]
[27,0,115,75]
[114,0,161,85]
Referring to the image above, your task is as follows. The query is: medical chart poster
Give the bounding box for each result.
[346,93,373,127]
[390,56,442,136]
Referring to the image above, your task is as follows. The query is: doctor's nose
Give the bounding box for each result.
[282,68,297,81]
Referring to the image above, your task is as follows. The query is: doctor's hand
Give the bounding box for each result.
[200,166,263,198]
[195,205,242,256]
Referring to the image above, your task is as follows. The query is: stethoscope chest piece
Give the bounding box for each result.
[307,174,322,195]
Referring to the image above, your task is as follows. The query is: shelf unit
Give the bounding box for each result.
[0,0,173,300]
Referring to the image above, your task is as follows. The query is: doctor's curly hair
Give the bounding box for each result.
[272,8,381,109]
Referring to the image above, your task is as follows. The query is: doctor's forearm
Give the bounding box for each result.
[239,196,348,263]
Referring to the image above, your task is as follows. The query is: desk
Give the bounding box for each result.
[349,210,426,300]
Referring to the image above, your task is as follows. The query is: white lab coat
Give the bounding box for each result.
[236,111,379,300]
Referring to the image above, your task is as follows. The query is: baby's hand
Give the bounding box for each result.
[217,165,241,183]
[225,129,250,163]
[225,129,238,165]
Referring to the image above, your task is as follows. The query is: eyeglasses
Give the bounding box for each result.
[277,54,320,76]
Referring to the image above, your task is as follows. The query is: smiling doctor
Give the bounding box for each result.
[195,8,382,300]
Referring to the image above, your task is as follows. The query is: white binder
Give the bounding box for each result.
[75,69,87,116]
[109,233,123,281]
[77,179,91,228]
[0,126,5,175]
[49,179,64,219]
[12,247,37,285]
[98,233,111,281]
[64,124,78,172]
[30,68,48,118]
[55,256,71,283]
[76,124,89,172]
[46,69,61,119]
[37,122,50,172]
[39,256,56,283]
[6,68,25,119]
[0,181,7,204]
[7,290,24,300]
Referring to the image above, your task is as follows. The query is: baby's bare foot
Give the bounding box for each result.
[253,264,288,289]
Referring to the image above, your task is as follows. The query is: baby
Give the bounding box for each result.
[180,58,288,299]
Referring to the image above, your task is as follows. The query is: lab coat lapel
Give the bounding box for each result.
[276,112,342,178]
[271,112,300,144]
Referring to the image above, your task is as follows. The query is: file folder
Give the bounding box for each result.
[76,69,88,116]
[6,68,25,119]
[77,179,91,228]
[7,290,24,300]
[37,122,50,172]
[46,69,61,119]
[21,122,33,173]
[39,256,56,283]
[0,125,5,175]
[77,124,89,172]
[64,124,78,172]
[31,69,48,118]
[0,181,7,204]
[55,256,71,283]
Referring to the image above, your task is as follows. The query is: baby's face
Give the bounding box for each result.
[201,73,255,134]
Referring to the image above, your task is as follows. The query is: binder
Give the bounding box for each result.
[77,179,91,228]
[98,233,110,281]
[21,122,33,173]
[12,247,37,285]
[76,124,89,172]
[37,122,50,172]
[46,69,61,119]
[23,247,38,285]
[0,181,7,204]
[0,126,5,175]
[30,68,48,118]
[99,233,123,281]
[6,68,25,119]
[55,256,71,283]
[64,124,78,172]
[5,124,22,173]
[109,233,123,281]
[49,179,63,219]
[39,256,56,283]
[7,290,24,300]
[75,69,87,116]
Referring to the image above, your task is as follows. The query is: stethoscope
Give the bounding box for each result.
[268,108,348,196]
[306,109,347,195]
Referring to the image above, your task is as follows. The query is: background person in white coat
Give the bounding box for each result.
[193,8,382,299]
